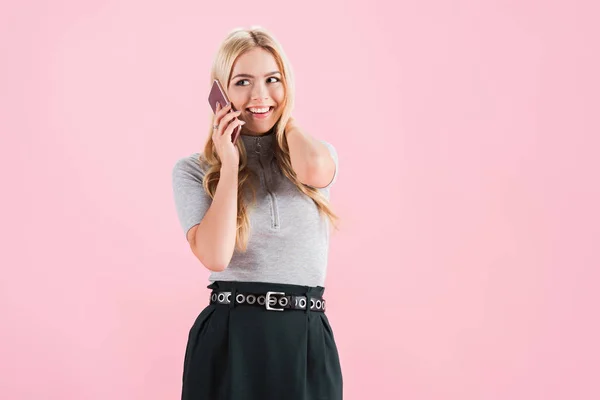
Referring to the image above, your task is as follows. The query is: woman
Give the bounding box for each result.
[171,26,343,400]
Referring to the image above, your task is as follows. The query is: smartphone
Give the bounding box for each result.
[208,79,241,144]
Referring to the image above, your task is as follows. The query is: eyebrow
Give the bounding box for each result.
[231,71,281,80]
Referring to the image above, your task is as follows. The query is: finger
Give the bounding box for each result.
[223,118,245,139]
[215,102,232,121]
[220,110,242,126]
[213,114,236,139]
[214,106,231,129]
[215,110,241,135]
[212,118,220,138]
[213,103,220,126]
[212,115,222,139]
[224,120,245,145]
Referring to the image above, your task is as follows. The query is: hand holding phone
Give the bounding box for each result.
[208,79,242,144]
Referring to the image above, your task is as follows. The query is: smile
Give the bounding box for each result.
[246,106,274,120]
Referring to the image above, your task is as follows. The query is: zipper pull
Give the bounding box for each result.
[255,138,261,155]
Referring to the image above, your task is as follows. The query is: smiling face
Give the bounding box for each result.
[227,47,286,136]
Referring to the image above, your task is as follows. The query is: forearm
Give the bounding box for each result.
[193,166,238,271]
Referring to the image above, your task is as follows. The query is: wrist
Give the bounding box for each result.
[220,164,239,176]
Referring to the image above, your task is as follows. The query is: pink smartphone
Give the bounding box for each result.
[208,79,241,144]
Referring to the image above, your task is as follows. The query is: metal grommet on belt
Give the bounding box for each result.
[298,297,306,309]
[278,297,289,307]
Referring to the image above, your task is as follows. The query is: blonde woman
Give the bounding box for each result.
[172,26,343,399]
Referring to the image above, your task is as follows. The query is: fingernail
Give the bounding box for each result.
[240,121,246,124]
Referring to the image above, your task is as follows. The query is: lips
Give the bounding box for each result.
[246,106,274,120]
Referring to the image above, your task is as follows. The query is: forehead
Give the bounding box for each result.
[231,47,279,75]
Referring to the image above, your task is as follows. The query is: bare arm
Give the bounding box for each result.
[187,165,238,272]
[285,119,336,188]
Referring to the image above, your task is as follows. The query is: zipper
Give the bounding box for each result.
[255,138,280,229]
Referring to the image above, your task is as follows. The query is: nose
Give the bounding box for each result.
[250,80,269,101]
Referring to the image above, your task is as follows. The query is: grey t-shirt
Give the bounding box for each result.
[171,130,338,287]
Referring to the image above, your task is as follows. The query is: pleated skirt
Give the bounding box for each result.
[181,280,343,400]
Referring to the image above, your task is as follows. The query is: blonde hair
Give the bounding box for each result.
[199,26,340,252]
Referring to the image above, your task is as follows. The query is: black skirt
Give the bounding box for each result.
[181,280,343,400]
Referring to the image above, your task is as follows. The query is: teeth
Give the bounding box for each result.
[249,107,270,113]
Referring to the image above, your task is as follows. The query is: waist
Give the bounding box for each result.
[207,280,326,312]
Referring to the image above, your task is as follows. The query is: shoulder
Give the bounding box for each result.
[319,140,338,163]
[172,152,209,182]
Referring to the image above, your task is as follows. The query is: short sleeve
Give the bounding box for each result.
[319,140,338,189]
[171,155,212,239]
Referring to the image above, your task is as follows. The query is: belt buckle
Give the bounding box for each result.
[265,291,285,311]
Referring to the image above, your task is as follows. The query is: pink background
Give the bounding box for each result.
[2,1,599,399]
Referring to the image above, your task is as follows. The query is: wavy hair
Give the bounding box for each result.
[198,26,339,252]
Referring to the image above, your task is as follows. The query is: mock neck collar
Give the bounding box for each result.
[240,129,276,158]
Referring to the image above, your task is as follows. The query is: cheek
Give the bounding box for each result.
[271,86,285,104]
[227,90,244,108]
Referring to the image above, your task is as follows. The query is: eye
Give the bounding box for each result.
[235,77,280,86]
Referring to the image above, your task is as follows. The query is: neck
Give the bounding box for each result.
[240,128,276,158]
[240,126,275,137]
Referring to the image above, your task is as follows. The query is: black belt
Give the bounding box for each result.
[210,290,326,312]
